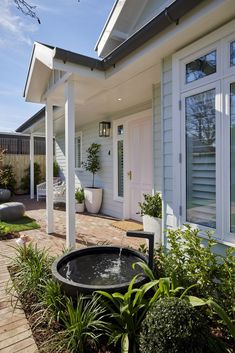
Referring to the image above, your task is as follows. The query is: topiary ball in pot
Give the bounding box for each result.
[139,297,213,353]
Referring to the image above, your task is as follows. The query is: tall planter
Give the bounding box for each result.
[143,215,162,248]
[84,188,102,214]
[82,143,103,214]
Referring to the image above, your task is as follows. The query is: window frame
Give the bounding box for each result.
[181,82,222,239]
[172,19,235,245]
[113,119,125,202]
[180,42,220,92]
[75,132,82,171]
[222,33,235,76]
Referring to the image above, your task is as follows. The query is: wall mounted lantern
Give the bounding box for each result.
[99,121,111,137]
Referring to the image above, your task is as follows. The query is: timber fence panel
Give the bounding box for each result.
[3,154,46,191]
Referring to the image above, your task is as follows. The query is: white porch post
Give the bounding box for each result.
[65,79,76,248]
[45,100,54,234]
[29,134,34,199]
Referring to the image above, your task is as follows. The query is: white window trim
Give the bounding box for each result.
[181,82,222,239]
[222,33,235,76]
[113,119,125,202]
[172,19,235,244]
[180,41,220,92]
[75,132,83,171]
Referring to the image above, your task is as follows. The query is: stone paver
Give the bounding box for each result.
[14,195,144,249]
[0,195,144,353]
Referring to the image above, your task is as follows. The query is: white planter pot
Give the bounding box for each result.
[143,215,162,248]
[84,188,102,214]
[75,201,84,213]
[0,189,11,202]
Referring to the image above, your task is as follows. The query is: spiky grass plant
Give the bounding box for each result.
[7,243,54,300]
[45,294,110,353]
[33,278,65,327]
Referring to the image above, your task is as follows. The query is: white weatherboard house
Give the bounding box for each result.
[17,0,235,253]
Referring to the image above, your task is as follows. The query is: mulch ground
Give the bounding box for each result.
[8,267,117,353]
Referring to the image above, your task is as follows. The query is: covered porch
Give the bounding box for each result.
[22,42,161,248]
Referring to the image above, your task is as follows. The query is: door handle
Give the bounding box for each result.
[127,170,132,180]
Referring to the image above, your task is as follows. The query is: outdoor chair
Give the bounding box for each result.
[36,177,61,201]
[53,181,66,204]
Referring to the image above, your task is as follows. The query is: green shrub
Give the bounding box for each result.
[20,162,42,193]
[0,164,16,192]
[0,224,10,236]
[139,297,217,353]
[138,193,162,218]
[75,187,85,203]
[53,160,60,177]
[156,226,235,318]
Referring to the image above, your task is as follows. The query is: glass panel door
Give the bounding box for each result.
[185,89,216,228]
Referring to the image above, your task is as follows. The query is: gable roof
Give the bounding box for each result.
[20,0,204,132]
[16,107,45,133]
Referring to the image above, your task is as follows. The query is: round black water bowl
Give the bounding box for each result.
[52,246,148,297]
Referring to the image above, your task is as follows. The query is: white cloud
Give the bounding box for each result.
[0,0,38,48]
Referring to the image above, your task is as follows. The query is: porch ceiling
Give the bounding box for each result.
[31,62,160,136]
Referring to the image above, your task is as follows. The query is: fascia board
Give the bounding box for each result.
[95,0,126,57]
[53,58,105,80]
[24,43,54,101]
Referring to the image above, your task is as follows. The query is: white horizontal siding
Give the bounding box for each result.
[162,56,174,234]
[152,83,162,193]
[55,121,123,219]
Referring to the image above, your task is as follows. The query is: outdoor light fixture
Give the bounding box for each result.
[99,121,111,137]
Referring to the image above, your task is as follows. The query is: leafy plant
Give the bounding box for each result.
[82,143,101,188]
[53,160,60,177]
[0,164,16,192]
[187,296,235,343]
[138,193,162,218]
[8,243,54,298]
[75,187,85,203]
[156,225,235,318]
[20,162,42,193]
[0,223,10,236]
[48,295,110,353]
[97,273,162,353]
[139,297,226,353]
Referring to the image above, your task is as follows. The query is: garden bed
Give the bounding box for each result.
[7,226,235,353]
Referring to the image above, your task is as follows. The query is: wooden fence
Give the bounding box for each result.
[3,154,46,191]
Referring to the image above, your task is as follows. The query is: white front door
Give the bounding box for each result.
[127,115,153,221]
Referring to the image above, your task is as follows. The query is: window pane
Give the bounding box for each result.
[230,83,235,232]
[75,137,81,168]
[185,89,216,228]
[230,41,235,67]
[186,50,216,84]
[117,140,124,197]
[117,125,124,136]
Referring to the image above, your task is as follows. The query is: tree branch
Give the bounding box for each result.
[13,0,41,24]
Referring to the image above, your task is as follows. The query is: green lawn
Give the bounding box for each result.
[0,216,40,234]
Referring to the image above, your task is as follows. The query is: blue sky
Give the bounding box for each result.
[0,0,115,132]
